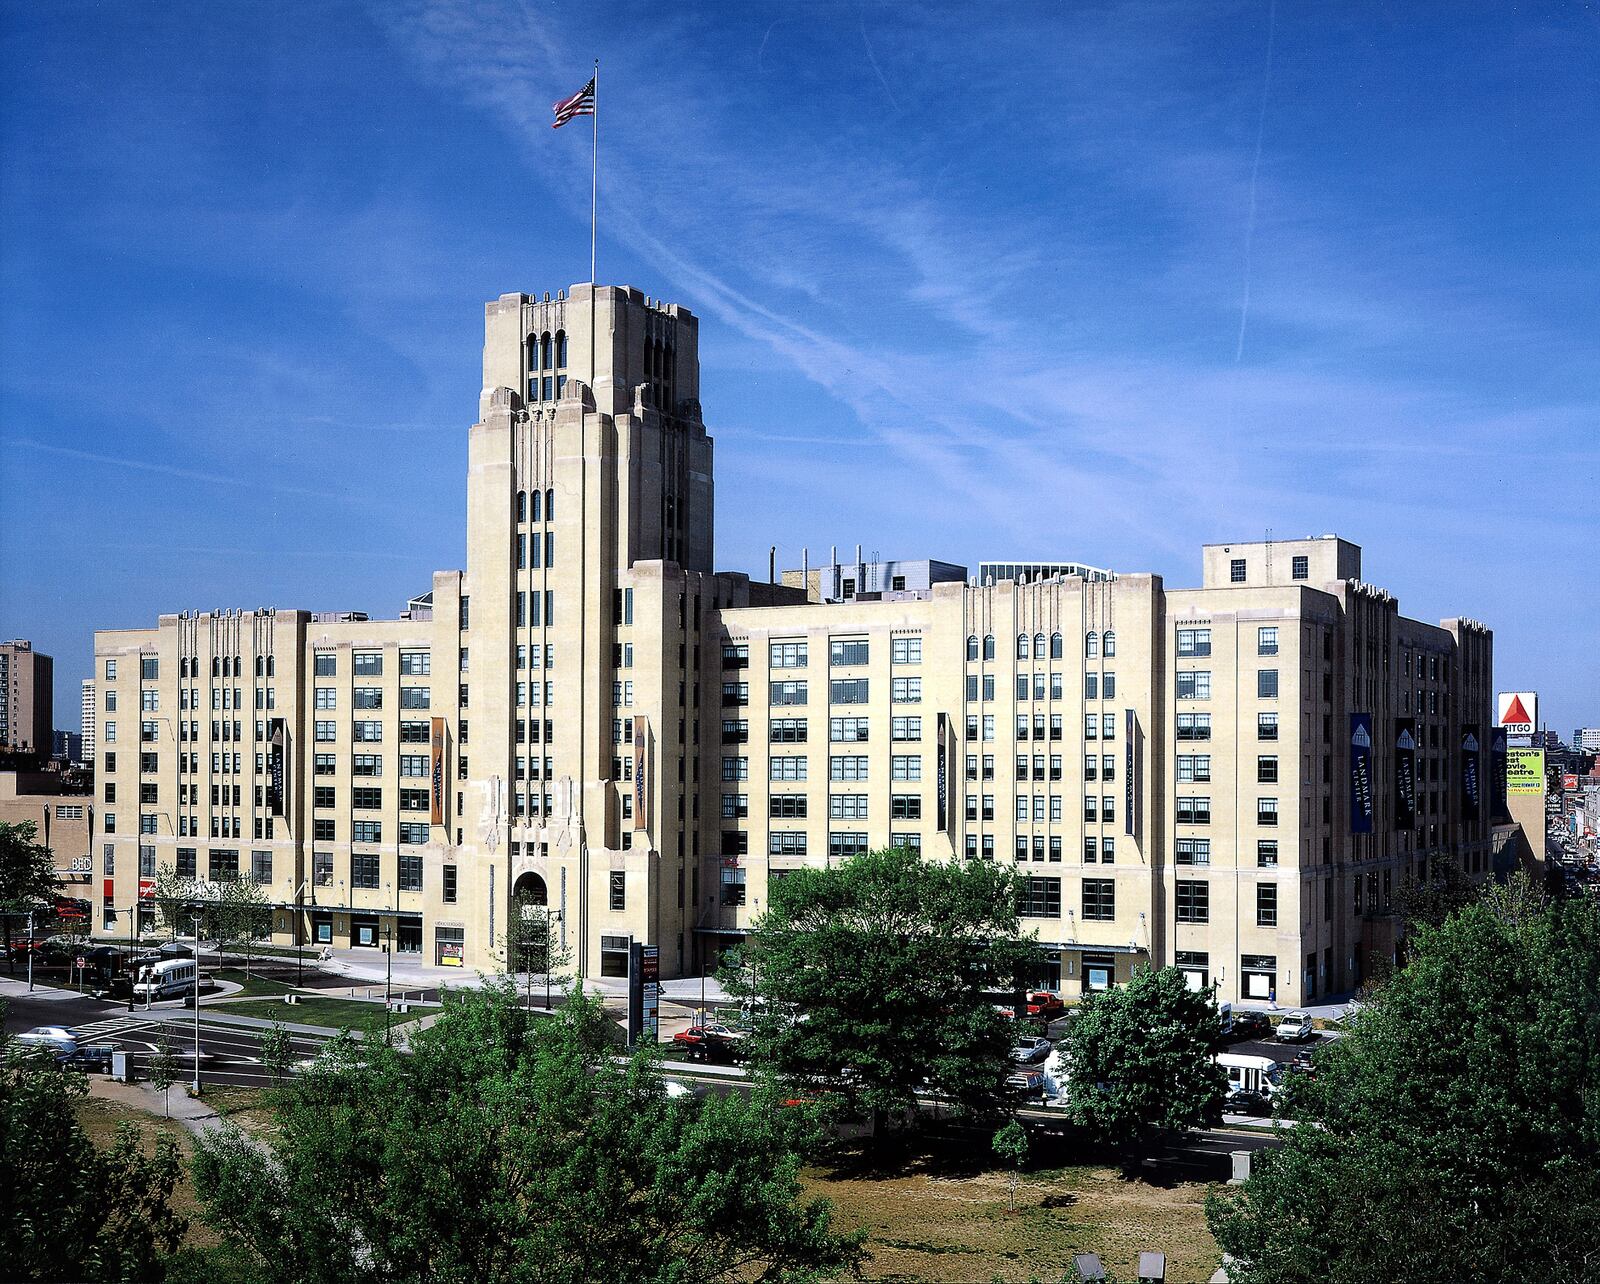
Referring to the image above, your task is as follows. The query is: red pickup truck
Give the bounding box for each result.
[669,1022,751,1065]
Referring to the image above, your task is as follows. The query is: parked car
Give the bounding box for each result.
[1005,1066,1046,1098]
[65,1042,116,1074]
[1025,990,1066,1019]
[1224,1085,1274,1116]
[1287,1048,1319,1076]
[1274,1012,1316,1042]
[12,1026,78,1060]
[1009,1035,1052,1065]
[1226,1010,1273,1041]
[670,1022,750,1065]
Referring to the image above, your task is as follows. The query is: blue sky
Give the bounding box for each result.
[2,1,1596,735]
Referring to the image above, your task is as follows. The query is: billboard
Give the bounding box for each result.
[1460,730,1481,820]
[1506,748,1545,795]
[1497,691,1538,735]
[1349,714,1374,833]
[1394,718,1417,830]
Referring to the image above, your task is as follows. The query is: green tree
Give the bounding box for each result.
[1060,965,1226,1156]
[720,846,1038,1132]
[149,1032,178,1118]
[991,1119,1029,1211]
[0,820,58,973]
[1394,857,1482,931]
[214,876,272,976]
[190,978,860,1284]
[511,891,574,1009]
[151,863,204,944]
[0,1017,187,1279]
[258,1020,294,1086]
[1207,881,1600,1284]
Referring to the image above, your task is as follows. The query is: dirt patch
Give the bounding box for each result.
[804,1161,1221,1283]
[73,1096,220,1249]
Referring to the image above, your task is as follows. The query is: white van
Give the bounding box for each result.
[1215,1052,1284,1097]
[133,958,196,1000]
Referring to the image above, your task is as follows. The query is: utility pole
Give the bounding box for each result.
[26,911,34,993]
[125,907,136,1012]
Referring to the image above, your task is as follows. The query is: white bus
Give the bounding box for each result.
[132,958,196,1000]
[1215,1052,1285,1097]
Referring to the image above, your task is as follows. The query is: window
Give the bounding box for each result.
[890,716,920,741]
[1176,627,1211,657]
[1102,630,1116,657]
[1082,879,1115,921]
[1085,632,1099,658]
[769,717,807,743]
[1084,795,1099,823]
[721,756,748,781]
[353,721,383,743]
[1257,884,1278,926]
[829,639,869,666]
[1017,634,1030,660]
[892,637,922,664]
[829,716,869,742]
[828,832,869,860]
[443,865,458,903]
[771,680,808,706]
[770,794,807,818]
[1084,673,1098,701]
[770,755,807,781]
[770,640,807,668]
[314,819,336,841]
[1084,713,1098,740]
[353,651,383,677]
[1257,798,1279,826]
[890,754,921,781]
[720,869,747,907]
[105,659,117,679]
[1101,713,1115,740]
[400,651,431,675]
[1258,669,1279,699]
[722,794,748,819]
[1230,558,1247,583]
[609,872,626,911]
[891,676,921,703]
[890,794,921,820]
[315,786,336,808]
[1176,796,1211,824]
[399,754,426,776]
[1018,877,1062,918]
[1177,671,1211,700]
[722,642,749,668]
[1177,713,1211,741]
[1257,840,1279,867]
[1291,555,1309,580]
[354,687,383,710]
[1176,754,1211,782]
[401,687,430,709]
[830,755,868,781]
[208,848,239,882]
[399,822,429,844]
[983,635,996,660]
[1176,838,1210,865]
[829,679,869,704]
[1258,712,1279,741]
[1257,627,1279,656]
[353,821,382,843]
[1176,881,1209,923]
[1257,755,1279,783]
[830,794,869,820]
[315,721,336,742]
[769,831,807,855]
[966,635,979,662]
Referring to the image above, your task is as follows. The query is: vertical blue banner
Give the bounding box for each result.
[1349,713,1373,834]
[1490,726,1509,822]
[1394,718,1417,830]
[1461,730,1480,820]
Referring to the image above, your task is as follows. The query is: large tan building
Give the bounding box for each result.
[92,283,1497,1004]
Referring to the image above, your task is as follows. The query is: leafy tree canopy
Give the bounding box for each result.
[1208,879,1600,1284]
[1060,965,1227,1152]
[191,979,859,1284]
[1,820,59,966]
[721,846,1039,1129]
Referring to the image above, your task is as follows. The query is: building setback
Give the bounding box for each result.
[92,283,1497,1004]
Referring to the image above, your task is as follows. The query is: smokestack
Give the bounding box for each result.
[768,545,776,584]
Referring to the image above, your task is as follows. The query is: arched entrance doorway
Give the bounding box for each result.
[513,872,548,906]
[511,873,550,974]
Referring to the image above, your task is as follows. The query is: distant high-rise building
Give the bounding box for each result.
[0,640,53,755]
[81,679,97,763]
[1574,728,1600,753]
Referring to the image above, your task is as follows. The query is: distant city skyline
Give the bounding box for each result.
[2,1,1596,732]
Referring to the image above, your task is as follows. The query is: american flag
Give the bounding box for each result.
[552,77,595,129]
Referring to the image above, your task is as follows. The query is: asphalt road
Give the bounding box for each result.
[4,987,338,1089]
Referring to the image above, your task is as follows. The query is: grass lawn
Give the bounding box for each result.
[204,994,408,1039]
[73,1096,219,1250]
[804,1152,1222,1283]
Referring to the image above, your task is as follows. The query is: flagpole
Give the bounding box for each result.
[590,58,598,287]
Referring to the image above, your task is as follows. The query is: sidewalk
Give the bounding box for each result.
[87,1075,227,1140]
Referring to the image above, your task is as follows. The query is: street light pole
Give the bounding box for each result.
[191,911,202,1094]
[26,910,34,993]
[383,926,393,1047]
[125,906,136,1012]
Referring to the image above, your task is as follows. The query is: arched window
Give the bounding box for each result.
[966,635,979,662]
[554,330,567,366]
[180,657,188,678]
[1017,634,1030,660]
[1103,630,1117,657]
[540,332,553,369]
[267,657,275,677]
[234,656,242,676]
[1050,632,1063,659]
[982,634,996,661]
[254,656,264,677]
[1033,633,1046,659]
[530,489,541,522]
[1086,632,1099,658]
[545,489,555,522]
[526,334,539,372]
[516,491,527,523]
[212,657,221,677]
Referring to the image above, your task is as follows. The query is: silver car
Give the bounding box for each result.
[13,1026,79,1059]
